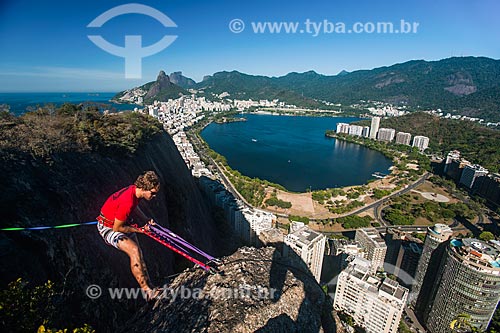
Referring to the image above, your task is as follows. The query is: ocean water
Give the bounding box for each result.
[201,114,392,192]
[0,92,140,115]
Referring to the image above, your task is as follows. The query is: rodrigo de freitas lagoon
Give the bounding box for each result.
[201,114,392,192]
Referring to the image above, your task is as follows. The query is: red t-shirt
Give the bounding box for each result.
[100,185,140,224]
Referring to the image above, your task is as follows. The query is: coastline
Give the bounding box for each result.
[192,114,410,222]
[250,109,368,119]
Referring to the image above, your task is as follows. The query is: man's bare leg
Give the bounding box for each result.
[118,237,152,293]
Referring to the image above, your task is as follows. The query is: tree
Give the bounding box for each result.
[479,231,495,242]
[399,320,412,333]
[450,313,477,333]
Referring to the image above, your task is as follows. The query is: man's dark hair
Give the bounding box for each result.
[134,171,160,191]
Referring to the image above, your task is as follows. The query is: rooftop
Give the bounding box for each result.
[288,227,324,245]
[450,238,500,270]
[343,257,408,301]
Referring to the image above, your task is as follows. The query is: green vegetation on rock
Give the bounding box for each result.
[0,278,94,333]
[0,104,163,160]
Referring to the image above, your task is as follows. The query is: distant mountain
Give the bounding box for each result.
[196,71,324,108]
[271,57,500,120]
[113,71,187,104]
[117,57,500,120]
[168,71,196,88]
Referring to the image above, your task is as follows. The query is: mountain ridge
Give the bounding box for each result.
[114,56,500,120]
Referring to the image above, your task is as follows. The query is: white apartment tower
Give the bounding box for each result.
[369,116,381,139]
[348,125,364,137]
[336,123,350,134]
[355,228,387,273]
[395,132,412,145]
[334,257,409,333]
[412,136,430,151]
[240,208,274,246]
[284,226,326,282]
[377,128,396,142]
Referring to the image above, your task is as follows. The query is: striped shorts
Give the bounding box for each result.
[97,221,137,250]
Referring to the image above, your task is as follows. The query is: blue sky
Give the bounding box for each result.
[0,0,499,92]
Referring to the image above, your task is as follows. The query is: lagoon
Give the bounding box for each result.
[201,114,392,192]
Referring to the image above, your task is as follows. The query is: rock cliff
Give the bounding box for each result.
[0,109,219,330]
[122,247,335,333]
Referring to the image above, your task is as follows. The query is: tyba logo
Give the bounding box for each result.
[87,3,177,79]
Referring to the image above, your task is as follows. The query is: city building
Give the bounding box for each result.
[370,116,381,139]
[336,123,350,134]
[443,150,461,174]
[362,126,370,138]
[284,226,326,282]
[412,136,430,151]
[377,128,396,142]
[241,208,274,246]
[395,132,412,145]
[258,228,284,252]
[334,257,408,333]
[473,173,500,208]
[459,164,489,189]
[409,224,453,319]
[330,239,364,257]
[426,239,500,333]
[329,238,365,272]
[355,228,387,273]
[441,150,498,208]
[348,124,364,137]
[444,157,471,183]
[370,117,380,139]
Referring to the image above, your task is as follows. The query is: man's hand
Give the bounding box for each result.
[142,219,156,232]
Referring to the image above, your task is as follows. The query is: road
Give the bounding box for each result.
[320,223,467,236]
[189,131,254,209]
[189,128,434,227]
[337,172,431,219]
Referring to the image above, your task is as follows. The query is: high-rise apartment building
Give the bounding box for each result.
[240,208,274,246]
[370,117,381,139]
[355,228,387,273]
[443,150,461,174]
[425,238,500,333]
[377,128,396,142]
[336,122,350,134]
[284,226,326,282]
[348,124,364,136]
[474,173,500,208]
[362,126,370,138]
[459,164,489,189]
[395,132,412,145]
[334,257,408,333]
[409,224,453,318]
[412,136,430,151]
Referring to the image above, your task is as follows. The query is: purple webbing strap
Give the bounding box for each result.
[150,225,216,261]
[152,224,216,261]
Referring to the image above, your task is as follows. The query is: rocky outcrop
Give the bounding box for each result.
[169,71,196,88]
[113,70,187,104]
[0,118,219,330]
[122,247,335,333]
[145,71,173,100]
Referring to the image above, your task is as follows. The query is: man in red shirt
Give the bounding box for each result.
[97,171,161,300]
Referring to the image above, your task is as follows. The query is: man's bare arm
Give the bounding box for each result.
[113,218,143,233]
